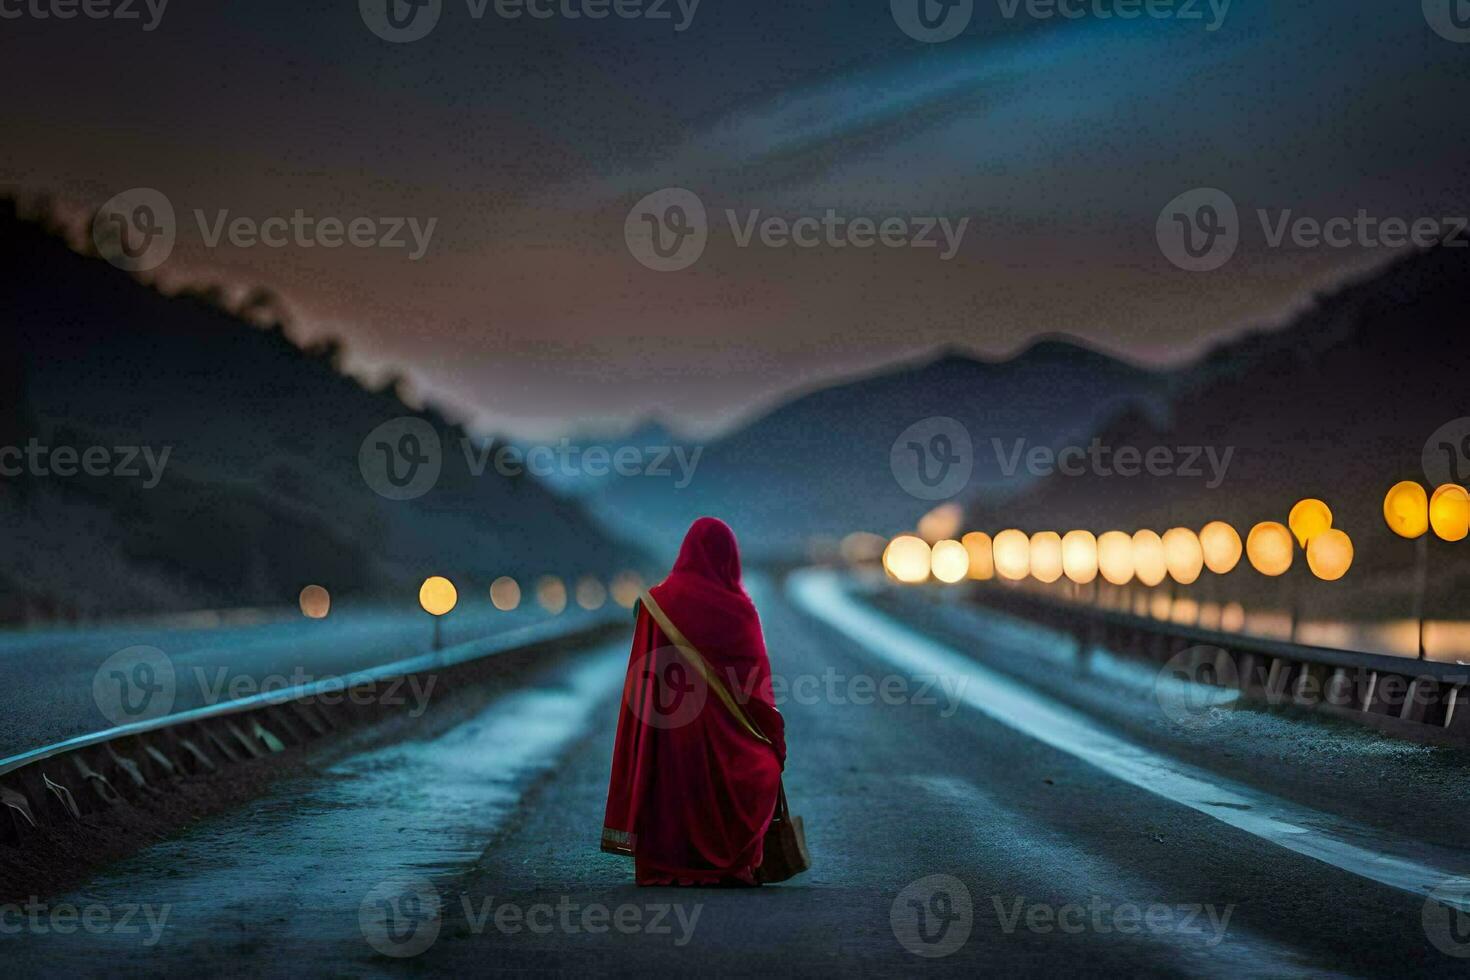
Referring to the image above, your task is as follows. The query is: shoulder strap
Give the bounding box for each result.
[638,590,772,746]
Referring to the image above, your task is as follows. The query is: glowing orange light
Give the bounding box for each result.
[1430,484,1470,542]
[1382,481,1429,539]
[1288,498,1334,548]
[1131,530,1167,587]
[883,536,932,584]
[961,532,994,581]
[419,576,458,616]
[1029,532,1064,584]
[1246,522,1294,577]
[917,503,964,543]
[1097,531,1134,586]
[1061,530,1098,585]
[1198,521,1242,575]
[993,529,1031,581]
[930,540,970,584]
[1162,527,1205,585]
[1306,528,1354,581]
[298,584,330,619]
[610,571,644,609]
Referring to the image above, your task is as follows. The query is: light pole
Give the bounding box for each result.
[419,575,459,651]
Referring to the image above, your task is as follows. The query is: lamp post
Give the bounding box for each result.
[419,575,459,651]
[1385,482,1470,659]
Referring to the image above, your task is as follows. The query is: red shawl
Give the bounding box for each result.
[601,517,786,885]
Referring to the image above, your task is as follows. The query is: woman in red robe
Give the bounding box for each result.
[601,517,786,886]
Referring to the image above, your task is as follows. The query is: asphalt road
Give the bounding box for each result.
[7,571,1470,976]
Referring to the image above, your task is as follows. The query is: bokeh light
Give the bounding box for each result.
[419,576,458,616]
[1097,531,1135,586]
[1131,530,1167,587]
[840,532,887,565]
[993,529,1031,581]
[1061,530,1098,585]
[917,503,964,543]
[930,540,970,584]
[576,576,607,610]
[883,536,932,584]
[1029,532,1064,584]
[1430,484,1470,542]
[1306,528,1354,581]
[1382,481,1429,539]
[1288,498,1333,548]
[298,584,330,619]
[610,571,644,609]
[537,575,568,614]
[1246,522,1294,577]
[490,576,521,611]
[1162,527,1204,585]
[1198,521,1242,575]
[961,532,994,581]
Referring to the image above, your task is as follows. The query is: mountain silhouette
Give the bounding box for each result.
[0,200,635,623]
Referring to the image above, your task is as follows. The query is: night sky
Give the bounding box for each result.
[3,0,1467,436]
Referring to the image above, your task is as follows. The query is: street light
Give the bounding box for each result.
[1029,532,1064,584]
[298,584,331,619]
[1131,530,1167,588]
[1199,521,1242,574]
[1287,498,1333,549]
[883,535,932,584]
[1430,484,1470,542]
[993,529,1031,582]
[1062,530,1099,586]
[961,532,995,581]
[419,575,458,650]
[1097,531,1135,587]
[1306,528,1354,581]
[1246,522,1293,576]
[1162,527,1204,585]
[930,540,970,584]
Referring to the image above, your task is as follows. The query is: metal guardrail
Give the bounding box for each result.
[965,583,1470,747]
[0,611,624,845]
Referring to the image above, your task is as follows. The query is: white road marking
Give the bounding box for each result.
[788,569,1470,910]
